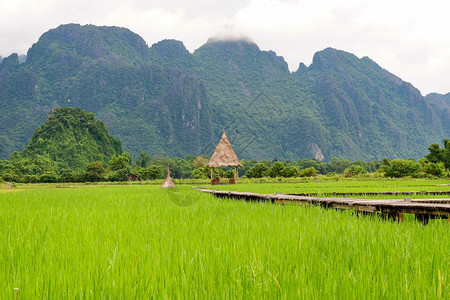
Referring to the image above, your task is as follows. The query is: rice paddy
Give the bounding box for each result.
[209,179,450,196]
[0,181,448,298]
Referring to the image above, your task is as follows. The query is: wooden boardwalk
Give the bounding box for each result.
[198,188,450,224]
[287,190,450,197]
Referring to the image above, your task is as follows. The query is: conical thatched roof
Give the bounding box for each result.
[208,131,241,167]
[161,167,176,188]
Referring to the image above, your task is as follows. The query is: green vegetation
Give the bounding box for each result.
[0,184,448,298]
[426,139,450,169]
[22,107,122,172]
[1,136,449,183]
[1,24,448,161]
[0,24,213,160]
[207,178,450,195]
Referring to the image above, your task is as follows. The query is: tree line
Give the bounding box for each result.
[1,139,449,183]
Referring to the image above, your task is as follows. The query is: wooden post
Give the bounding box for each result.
[210,167,214,180]
[234,166,238,183]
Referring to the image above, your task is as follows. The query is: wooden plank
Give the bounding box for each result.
[289,190,450,197]
[411,198,450,203]
[197,188,450,221]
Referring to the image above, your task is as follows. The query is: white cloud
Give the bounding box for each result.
[227,0,450,94]
[0,0,449,94]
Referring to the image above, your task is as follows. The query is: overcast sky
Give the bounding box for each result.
[1,0,449,95]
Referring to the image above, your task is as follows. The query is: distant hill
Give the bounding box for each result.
[21,107,122,171]
[0,24,448,161]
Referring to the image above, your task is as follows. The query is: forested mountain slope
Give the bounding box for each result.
[0,24,214,159]
[0,24,447,161]
[21,107,122,172]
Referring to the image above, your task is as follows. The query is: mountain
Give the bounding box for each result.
[425,93,450,135]
[22,107,122,171]
[293,49,445,160]
[0,24,448,161]
[152,39,447,160]
[0,24,214,160]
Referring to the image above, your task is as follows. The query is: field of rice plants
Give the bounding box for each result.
[0,181,448,298]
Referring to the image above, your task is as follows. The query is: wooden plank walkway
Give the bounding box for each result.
[287,190,450,197]
[198,188,450,224]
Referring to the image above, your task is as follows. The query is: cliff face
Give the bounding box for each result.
[425,93,450,135]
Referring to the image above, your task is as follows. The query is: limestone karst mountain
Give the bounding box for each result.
[0,24,448,161]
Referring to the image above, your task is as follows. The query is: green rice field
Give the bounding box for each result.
[0,181,448,298]
[208,178,450,196]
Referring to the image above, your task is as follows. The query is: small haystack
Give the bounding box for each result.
[161,167,176,188]
[208,131,241,184]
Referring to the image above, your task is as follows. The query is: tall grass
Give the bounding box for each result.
[0,185,448,298]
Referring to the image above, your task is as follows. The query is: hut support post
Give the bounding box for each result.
[234,166,238,183]
[211,167,214,180]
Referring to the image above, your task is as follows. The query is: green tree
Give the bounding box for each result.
[192,155,209,168]
[20,107,122,172]
[146,165,165,180]
[443,139,450,170]
[21,174,39,183]
[84,161,105,182]
[39,171,59,183]
[328,158,352,174]
[282,166,299,178]
[299,167,318,177]
[343,165,367,177]
[425,139,450,170]
[266,162,285,178]
[60,169,79,182]
[424,162,445,177]
[134,152,152,168]
[426,144,444,164]
[191,166,209,179]
[171,157,194,179]
[245,162,269,178]
[109,166,132,181]
[2,169,20,182]
[108,154,130,171]
[383,159,421,178]
[223,169,235,179]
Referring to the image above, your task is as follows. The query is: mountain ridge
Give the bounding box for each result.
[0,24,448,161]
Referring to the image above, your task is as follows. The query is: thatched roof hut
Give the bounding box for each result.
[208,131,241,167]
[161,167,176,188]
[208,131,241,183]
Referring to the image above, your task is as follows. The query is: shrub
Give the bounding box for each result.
[245,163,269,178]
[109,167,132,181]
[2,169,20,182]
[383,159,421,178]
[343,165,367,177]
[39,171,59,183]
[108,154,130,171]
[282,166,299,178]
[191,167,208,179]
[83,161,105,182]
[60,169,79,182]
[146,165,165,180]
[21,174,39,183]
[223,169,235,179]
[266,162,285,178]
[299,167,318,177]
[424,162,446,177]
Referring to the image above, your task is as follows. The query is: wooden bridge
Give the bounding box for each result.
[198,188,450,224]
